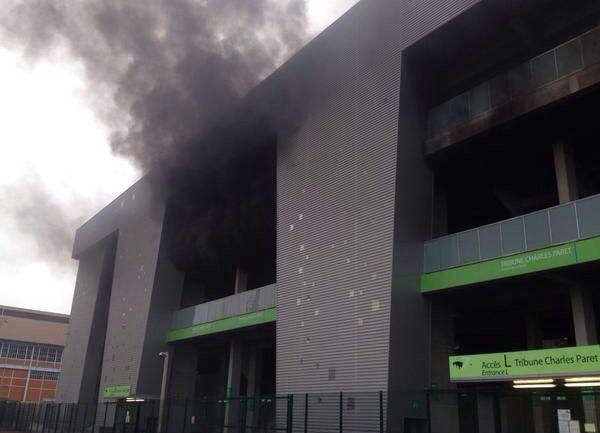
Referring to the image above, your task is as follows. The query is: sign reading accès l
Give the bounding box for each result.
[450,345,600,382]
[104,384,131,398]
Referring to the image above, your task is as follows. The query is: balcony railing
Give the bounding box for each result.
[424,193,600,273]
[170,283,276,331]
[427,25,600,141]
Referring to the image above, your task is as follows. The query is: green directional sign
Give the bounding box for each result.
[166,307,277,342]
[104,384,131,399]
[422,236,600,292]
[450,346,600,382]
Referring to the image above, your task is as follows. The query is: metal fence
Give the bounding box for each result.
[424,192,600,273]
[0,392,396,433]
[427,24,600,139]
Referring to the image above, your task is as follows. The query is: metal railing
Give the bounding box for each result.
[171,284,276,331]
[0,392,398,433]
[427,25,600,139]
[424,193,600,273]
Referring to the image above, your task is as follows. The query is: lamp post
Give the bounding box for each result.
[157,351,169,433]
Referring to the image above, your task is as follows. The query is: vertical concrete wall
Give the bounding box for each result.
[137,246,184,397]
[276,1,397,393]
[57,238,116,402]
[59,177,183,402]
[276,0,478,396]
[169,342,199,400]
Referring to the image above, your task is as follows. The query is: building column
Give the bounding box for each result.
[552,139,598,344]
[244,343,263,426]
[245,343,261,397]
[477,393,497,433]
[224,266,248,428]
[526,312,546,433]
[572,283,600,427]
[554,141,600,426]
[553,140,578,204]
[429,299,460,432]
[571,285,598,345]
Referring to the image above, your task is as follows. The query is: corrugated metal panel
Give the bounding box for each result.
[276,0,479,395]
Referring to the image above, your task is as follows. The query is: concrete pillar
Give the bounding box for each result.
[168,343,199,400]
[572,285,598,345]
[225,267,247,396]
[429,300,459,433]
[430,300,455,388]
[555,141,600,427]
[553,140,578,204]
[225,338,243,429]
[244,343,263,426]
[234,266,248,294]
[224,267,247,428]
[226,339,243,398]
[477,393,496,433]
[245,344,261,397]
[526,312,546,433]
[572,285,599,426]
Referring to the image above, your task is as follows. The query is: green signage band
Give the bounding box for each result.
[450,346,600,382]
[104,384,131,398]
[166,307,277,342]
[421,236,600,292]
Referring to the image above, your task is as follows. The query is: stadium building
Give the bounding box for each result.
[58,0,600,430]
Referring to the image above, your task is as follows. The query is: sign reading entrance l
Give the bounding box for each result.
[450,346,600,382]
[104,384,131,398]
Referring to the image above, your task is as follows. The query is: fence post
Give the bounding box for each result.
[111,403,117,433]
[66,404,75,433]
[426,390,432,433]
[42,404,50,433]
[286,395,294,433]
[182,400,188,433]
[82,404,90,433]
[134,402,142,433]
[102,403,108,431]
[54,403,61,433]
[379,391,384,433]
[14,402,22,430]
[339,392,343,433]
[303,394,308,433]
[163,400,171,433]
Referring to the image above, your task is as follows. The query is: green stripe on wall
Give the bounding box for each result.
[421,236,600,293]
[166,307,277,342]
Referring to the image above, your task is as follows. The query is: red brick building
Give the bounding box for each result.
[0,305,69,402]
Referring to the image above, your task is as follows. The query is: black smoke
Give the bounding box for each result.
[0,0,308,271]
[0,0,307,169]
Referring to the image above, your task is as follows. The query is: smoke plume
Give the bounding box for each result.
[0,0,308,271]
[1,0,307,169]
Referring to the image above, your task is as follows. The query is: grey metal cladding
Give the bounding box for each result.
[64,178,170,401]
[57,241,113,402]
[276,0,479,395]
[137,245,184,397]
[95,179,167,400]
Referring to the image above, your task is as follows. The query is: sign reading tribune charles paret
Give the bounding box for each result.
[449,345,600,382]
